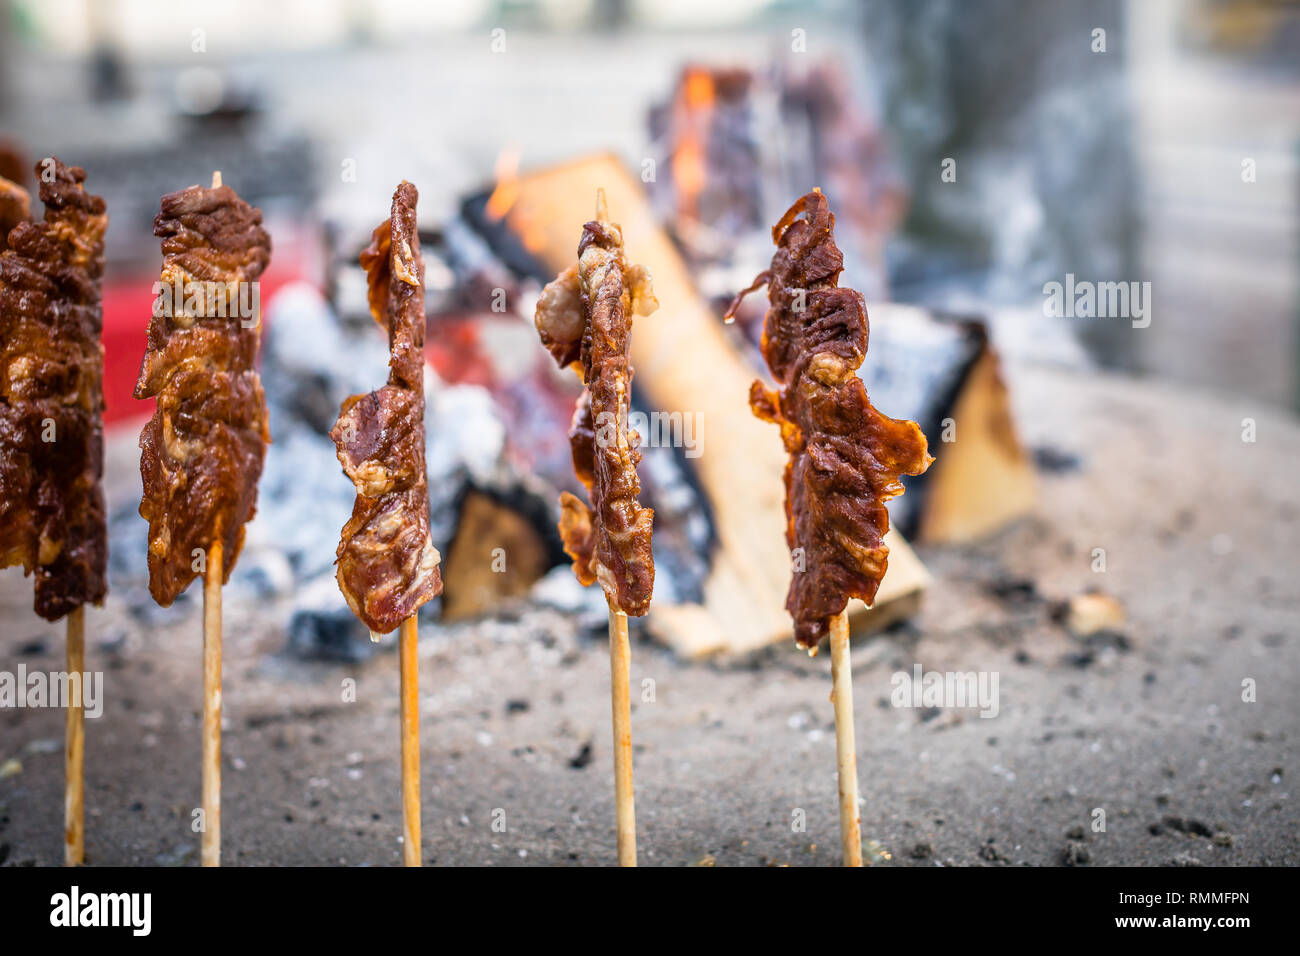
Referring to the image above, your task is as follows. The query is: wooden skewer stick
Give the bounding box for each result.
[829,609,863,867]
[198,172,229,868]
[202,538,223,867]
[64,605,85,866]
[608,604,637,866]
[399,615,421,867]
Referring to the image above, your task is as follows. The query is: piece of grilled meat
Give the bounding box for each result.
[727,189,932,648]
[534,191,657,616]
[135,178,272,606]
[0,159,108,620]
[330,181,442,634]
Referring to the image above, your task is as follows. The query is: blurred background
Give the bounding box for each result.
[2,0,1298,867]
[1,0,1297,405]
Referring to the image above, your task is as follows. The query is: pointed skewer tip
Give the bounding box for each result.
[211,171,222,189]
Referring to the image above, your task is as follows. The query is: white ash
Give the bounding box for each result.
[528,566,610,632]
[261,281,392,435]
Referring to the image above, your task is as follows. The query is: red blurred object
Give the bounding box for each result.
[102,222,322,427]
[425,318,495,388]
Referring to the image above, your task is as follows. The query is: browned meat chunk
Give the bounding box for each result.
[330,182,442,634]
[534,192,657,616]
[0,159,108,620]
[0,174,30,248]
[728,189,933,648]
[134,178,272,606]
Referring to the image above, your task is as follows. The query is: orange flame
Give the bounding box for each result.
[485,147,521,222]
[672,69,715,220]
[484,146,549,254]
[512,205,548,255]
[683,67,716,109]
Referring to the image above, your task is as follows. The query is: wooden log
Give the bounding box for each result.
[914,333,1036,543]
[497,153,929,655]
[440,488,555,621]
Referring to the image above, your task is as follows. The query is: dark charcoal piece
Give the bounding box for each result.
[286,603,377,664]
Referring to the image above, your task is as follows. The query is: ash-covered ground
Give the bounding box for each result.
[0,362,1296,866]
